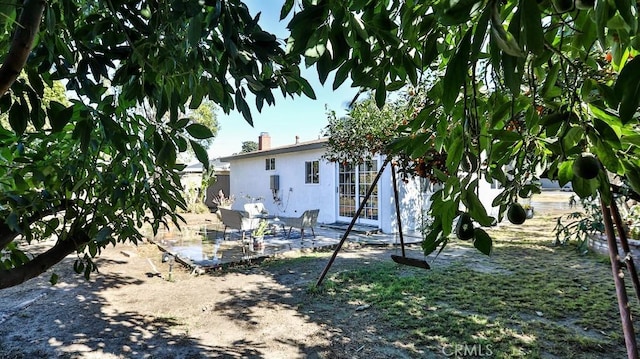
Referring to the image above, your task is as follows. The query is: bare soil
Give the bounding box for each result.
[0,192,582,358]
[0,224,424,359]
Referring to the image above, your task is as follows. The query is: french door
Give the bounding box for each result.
[337,160,379,226]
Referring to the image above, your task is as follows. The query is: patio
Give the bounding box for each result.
[146,219,423,270]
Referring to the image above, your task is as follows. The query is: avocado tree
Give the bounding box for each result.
[281,0,640,355]
[0,0,315,289]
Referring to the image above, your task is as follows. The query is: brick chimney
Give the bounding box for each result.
[258,132,271,150]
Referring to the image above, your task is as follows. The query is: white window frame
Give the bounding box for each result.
[265,158,276,170]
[305,160,319,184]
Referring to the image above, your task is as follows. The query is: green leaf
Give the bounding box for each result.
[13,173,28,191]
[589,134,621,173]
[594,0,609,48]
[521,0,544,55]
[186,123,214,139]
[436,0,483,25]
[502,53,522,94]
[562,126,584,150]
[442,28,472,111]
[333,60,351,90]
[6,212,21,233]
[572,175,599,198]
[622,134,640,147]
[235,92,253,126]
[72,119,92,151]
[589,104,622,138]
[9,100,27,135]
[614,56,640,123]
[465,187,494,226]
[422,221,445,256]
[157,141,177,167]
[623,161,640,197]
[49,273,59,285]
[490,130,523,143]
[471,7,490,60]
[557,160,573,187]
[473,228,492,255]
[188,15,203,47]
[48,101,73,133]
[190,140,209,170]
[613,0,637,33]
[298,78,317,99]
[88,241,98,257]
[280,0,294,20]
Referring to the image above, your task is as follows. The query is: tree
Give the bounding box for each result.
[323,95,405,164]
[0,0,315,289]
[281,0,640,355]
[240,140,258,153]
[280,0,640,252]
[136,98,220,162]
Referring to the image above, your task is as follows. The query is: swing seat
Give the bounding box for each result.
[391,254,430,269]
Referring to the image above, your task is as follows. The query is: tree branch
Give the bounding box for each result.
[0,0,46,96]
[0,230,91,289]
[0,200,74,251]
[612,184,640,202]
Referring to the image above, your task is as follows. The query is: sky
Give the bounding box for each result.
[206,1,359,158]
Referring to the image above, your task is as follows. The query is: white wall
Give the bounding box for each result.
[228,150,501,234]
[228,148,337,225]
[397,176,433,232]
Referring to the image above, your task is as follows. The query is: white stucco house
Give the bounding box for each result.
[219,133,500,234]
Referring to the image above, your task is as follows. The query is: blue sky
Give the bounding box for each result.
[207,1,359,158]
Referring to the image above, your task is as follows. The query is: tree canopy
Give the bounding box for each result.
[240,140,258,153]
[1,0,639,290]
[283,0,640,256]
[0,0,313,288]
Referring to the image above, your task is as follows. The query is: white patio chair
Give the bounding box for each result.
[243,202,269,218]
[218,208,260,242]
[280,209,319,239]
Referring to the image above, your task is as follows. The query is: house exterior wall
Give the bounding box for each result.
[225,143,500,235]
[227,147,337,225]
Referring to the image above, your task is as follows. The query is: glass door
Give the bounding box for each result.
[337,160,379,226]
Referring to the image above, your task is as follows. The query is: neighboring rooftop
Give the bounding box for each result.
[181,158,230,173]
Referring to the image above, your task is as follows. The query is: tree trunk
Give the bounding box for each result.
[0,0,46,96]
[0,231,90,289]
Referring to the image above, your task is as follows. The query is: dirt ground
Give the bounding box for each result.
[0,192,577,358]
[0,224,424,359]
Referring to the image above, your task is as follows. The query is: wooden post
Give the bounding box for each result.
[601,198,639,359]
[316,158,390,287]
[611,199,640,303]
[391,163,405,257]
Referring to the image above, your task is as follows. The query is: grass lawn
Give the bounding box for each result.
[309,212,638,358]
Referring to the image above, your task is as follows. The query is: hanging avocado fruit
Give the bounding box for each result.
[455,213,475,240]
[507,203,527,225]
[573,153,600,180]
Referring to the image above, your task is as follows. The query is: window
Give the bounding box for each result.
[305,160,319,184]
[265,158,275,170]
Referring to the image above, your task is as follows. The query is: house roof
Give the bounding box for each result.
[219,137,328,161]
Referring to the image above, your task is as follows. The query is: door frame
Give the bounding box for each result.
[336,158,381,226]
